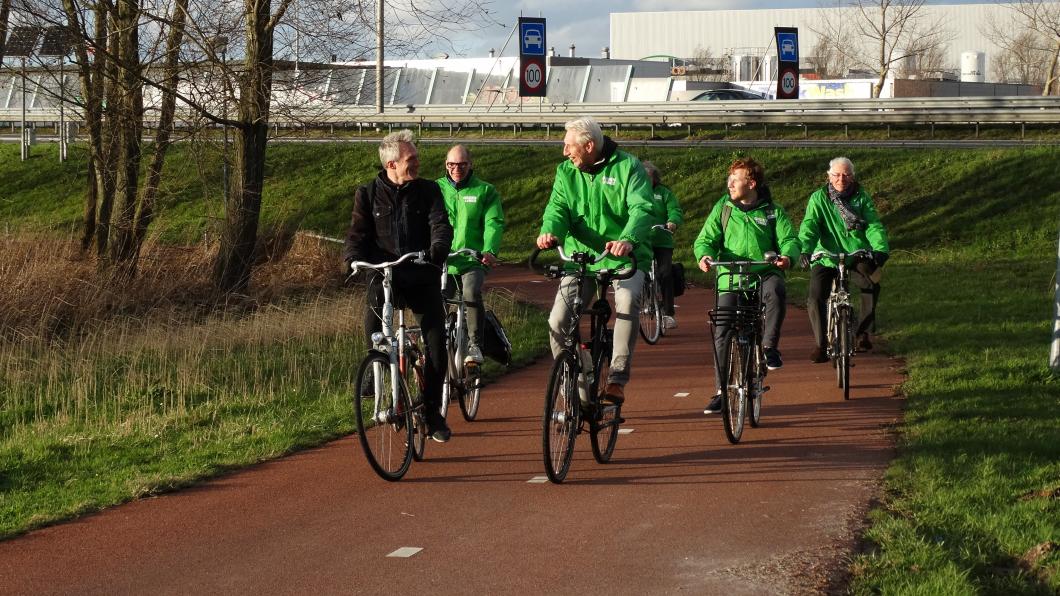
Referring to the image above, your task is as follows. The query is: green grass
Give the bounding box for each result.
[2,140,1059,592]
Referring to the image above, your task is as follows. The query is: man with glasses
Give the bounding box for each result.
[436,145,505,365]
[798,156,890,363]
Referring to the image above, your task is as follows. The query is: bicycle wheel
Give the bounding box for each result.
[638,275,662,345]
[721,333,747,444]
[458,370,481,421]
[748,343,764,428]
[839,308,852,400]
[403,347,427,462]
[542,351,580,484]
[590,338,618,463]
[354,352,413,481]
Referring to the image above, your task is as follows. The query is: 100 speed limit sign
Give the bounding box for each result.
[524,62,543,90]
[780,70,797,95]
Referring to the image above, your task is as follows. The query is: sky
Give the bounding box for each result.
[433,0,988,60]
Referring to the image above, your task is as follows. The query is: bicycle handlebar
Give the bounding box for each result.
[704,251,780,268]
[528,245,639,281]
[650,224,673,235]
[349,251,427,275]
[448,248,484,261]
[810,249,871,264]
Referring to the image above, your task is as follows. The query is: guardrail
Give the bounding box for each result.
[3,96,1059,128]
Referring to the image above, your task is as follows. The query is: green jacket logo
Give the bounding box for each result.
[601,176,617,186]
[462,195,477,203]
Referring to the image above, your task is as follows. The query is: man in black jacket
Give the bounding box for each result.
[345,130,455,442]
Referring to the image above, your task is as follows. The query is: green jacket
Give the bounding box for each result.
[539,137,654,271]
[692,189,800,290]
[798,185,889,268]
[648,184,684,249]
[436,173,505,274]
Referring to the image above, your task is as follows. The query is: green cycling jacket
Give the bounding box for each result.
[539,139,655,272]
[648,184,684,249]
[693,190,800,290]
[798,185,889,269]
[436,173,505,275]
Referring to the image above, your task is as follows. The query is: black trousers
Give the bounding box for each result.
[712,274,786,392]
[807,263,880,349]
[365,276,447,426]
[653,247,676,316]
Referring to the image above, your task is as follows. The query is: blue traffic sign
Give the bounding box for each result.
[520,22,545,56]
[777,31,798,62]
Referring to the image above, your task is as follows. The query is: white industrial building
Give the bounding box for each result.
[609,3,1040,84]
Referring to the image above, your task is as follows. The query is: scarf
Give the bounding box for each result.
[826,182,866,232]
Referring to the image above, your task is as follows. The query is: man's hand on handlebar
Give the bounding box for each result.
[799,254,811,270]
[665,222,677,232]
[775,256,791,270]
[699,256,713,272]
[536,233,558,250]
[481,252,498,267]
[605,240,633,257]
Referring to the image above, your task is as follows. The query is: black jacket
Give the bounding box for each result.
[344,171,454,284]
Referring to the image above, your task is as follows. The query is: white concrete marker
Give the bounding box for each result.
[527,476,549,483]
[387,547,423,558]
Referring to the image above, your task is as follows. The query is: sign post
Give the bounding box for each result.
[774,27,800,100]
[518,17,547,98]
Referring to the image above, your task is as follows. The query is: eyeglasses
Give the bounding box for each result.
[446,162,470,169]
[828,172,853,179]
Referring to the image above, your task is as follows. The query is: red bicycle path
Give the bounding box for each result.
[0,265,904,595]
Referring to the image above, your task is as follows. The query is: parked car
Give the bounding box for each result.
[690,89,767,101]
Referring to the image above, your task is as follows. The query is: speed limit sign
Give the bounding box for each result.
[777,66,799,99]
[525,62,543,90]
[520,56,546,96]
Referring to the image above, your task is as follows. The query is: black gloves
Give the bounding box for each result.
[799,253,811,270]
[873,251,889,268]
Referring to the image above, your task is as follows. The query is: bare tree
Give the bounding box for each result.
[808,32,855,78]
[0,0,11,65]
[986,1,1060,94]
[686,46,727,82]
[812,0,952,96]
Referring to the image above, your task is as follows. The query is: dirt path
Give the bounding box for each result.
[0,266,903,595]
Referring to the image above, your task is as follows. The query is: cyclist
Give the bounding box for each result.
[798,156,890,363]
[344,130,455,443]
[641,160,685,330]
[536,116,655,406]
[693,157,799,415]
[436,144,505,366]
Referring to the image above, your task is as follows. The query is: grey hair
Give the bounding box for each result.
[641,160,661,186]
[829,156,856,177]
[564,116,603,149]
[379,129,416,166]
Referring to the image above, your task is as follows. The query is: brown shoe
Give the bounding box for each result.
[856,333,873,351]
[600,383,625,405]
[810,347,828,363]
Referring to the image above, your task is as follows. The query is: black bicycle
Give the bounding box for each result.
[440,248,485,422]
[706,253,777,444]
[811,249,871,401]
[529,246,637,483]
[638,224,672,345]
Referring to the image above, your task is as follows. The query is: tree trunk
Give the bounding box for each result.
[132,0,189,268]
[213,0,275,293]
[1044,39,1060,95]
[0,0,11,65]
[108,0,144,267]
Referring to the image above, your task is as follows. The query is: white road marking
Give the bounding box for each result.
[674,392,690,398]
[387,547,423,558]
[618,428,634,435]
[527,476,549,483]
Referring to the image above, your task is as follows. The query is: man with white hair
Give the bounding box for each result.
[536,116,655,405]
[799,156,890,363]
[345,129,455,442]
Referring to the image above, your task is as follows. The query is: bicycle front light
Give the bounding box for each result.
[371,332,385,347]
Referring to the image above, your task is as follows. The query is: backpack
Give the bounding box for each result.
[720,201,778,253]
[481,309,512,366]
[671,262,686,297]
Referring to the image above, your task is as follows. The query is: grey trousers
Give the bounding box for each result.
[548,270,644,386]
[445,269,486,348]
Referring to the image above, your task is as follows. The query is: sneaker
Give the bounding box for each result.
[764,347,783,370]
[429,421,452,443]
[464,344,484,365]
[809,346,828,363]
[856,333,873,352]
[600,383,625,405]
[703,393,723,414]
[663,316,677,330]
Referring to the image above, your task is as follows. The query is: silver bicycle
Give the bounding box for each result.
[811,249,871,401]
[440,248,485,422]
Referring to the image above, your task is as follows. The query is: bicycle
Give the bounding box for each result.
[705,253,778,444]
[811,249,871,401]
[529,246,637,483]
[638,224,672,345]
[349,251,431,481]
[440,248,485,422]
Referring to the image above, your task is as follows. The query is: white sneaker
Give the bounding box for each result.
[663,316,677,330]
[464,344,484,365]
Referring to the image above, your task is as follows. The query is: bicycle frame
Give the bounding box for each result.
[439,248,483,418]
[812,249,870,400]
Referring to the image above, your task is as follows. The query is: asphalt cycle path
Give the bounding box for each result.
[0,265,904,595]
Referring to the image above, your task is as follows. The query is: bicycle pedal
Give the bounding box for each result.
[762,385,771,393]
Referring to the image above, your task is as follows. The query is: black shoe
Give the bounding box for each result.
[810,346,828,363]
[429,422,451,443]
[764,347,783,370]
[856,333,873,351]
[703,393,723,414]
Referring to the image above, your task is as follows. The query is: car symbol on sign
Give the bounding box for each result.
[524,31,542,50]
[781,39,795,56]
